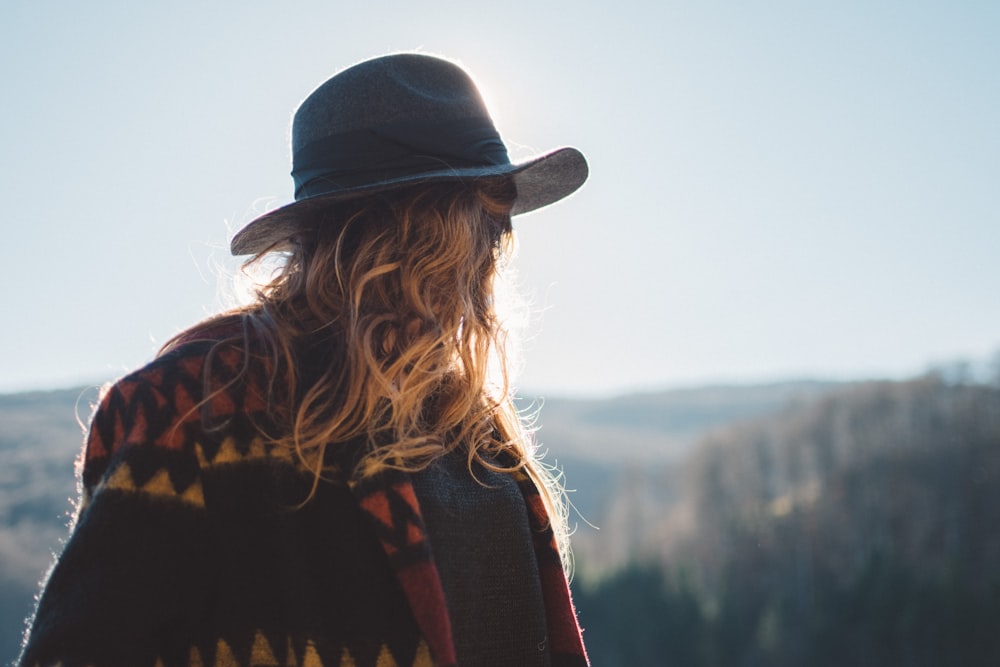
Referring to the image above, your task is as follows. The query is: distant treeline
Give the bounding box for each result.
[572,372,1000,666]
[575,555,1000,667]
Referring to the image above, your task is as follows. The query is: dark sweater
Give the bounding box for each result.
[18,338,588,667]
[412,453,551,667]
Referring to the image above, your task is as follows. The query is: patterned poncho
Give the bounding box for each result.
[18,337,589,667]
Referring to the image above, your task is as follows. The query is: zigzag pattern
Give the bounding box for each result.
[82,435,335,510]
[78,339,344,509]
[181,633,435,667]
[356,479,431,567]
[85,340,276,468]
[26,634,435,667]
[195,437,295,468]
[101,462,206,507]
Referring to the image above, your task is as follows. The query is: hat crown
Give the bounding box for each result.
[229,53,588,256]
[292,54,493,151]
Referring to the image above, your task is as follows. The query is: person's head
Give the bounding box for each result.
[221,53,587,470]
[174,53,585,557]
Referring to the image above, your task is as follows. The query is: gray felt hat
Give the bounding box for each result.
[230,53,589,255]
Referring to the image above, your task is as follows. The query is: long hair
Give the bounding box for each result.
[163,178,569,559]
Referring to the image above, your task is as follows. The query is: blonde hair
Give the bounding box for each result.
[165,178,569,560]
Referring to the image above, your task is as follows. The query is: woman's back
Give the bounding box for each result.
[18,53,589,667]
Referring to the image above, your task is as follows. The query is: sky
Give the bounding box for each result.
[2,1,998,398]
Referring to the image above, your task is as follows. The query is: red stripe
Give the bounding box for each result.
[394,555,457,666]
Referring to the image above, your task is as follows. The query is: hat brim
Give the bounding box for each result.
[229,147,587,256]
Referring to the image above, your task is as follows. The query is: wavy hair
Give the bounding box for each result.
[163,178,569,560]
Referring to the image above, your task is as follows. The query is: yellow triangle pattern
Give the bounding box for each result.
[142,469,178,497]
[213,437,243,464]
[269,442,294,462]
[181,481,206,506]
[301,641,323,667]
[214,638,239,667]
[104,462,137,493]
[42,635,433,667]
[374,644,397,667]
[192,437,305,470]
[338,646,357,667]
[251,630,280,666]
[99,462,206,507]
[412,641,434,667]
[195,442,211,468]
[246,438,267,460]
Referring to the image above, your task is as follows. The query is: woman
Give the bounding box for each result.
[19,54,588,667]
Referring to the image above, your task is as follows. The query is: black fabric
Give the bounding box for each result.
[411,454,551,667]
[17,345,427,667]
[293,118,510,198]
[22,454,423,667]
[18,336,589,667]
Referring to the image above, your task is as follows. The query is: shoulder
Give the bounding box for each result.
[81,317,279,491]
[87,345,207,453]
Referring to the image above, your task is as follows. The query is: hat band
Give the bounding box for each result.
[292,117,510,199]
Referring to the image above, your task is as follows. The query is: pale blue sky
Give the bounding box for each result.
[2,1,998,397]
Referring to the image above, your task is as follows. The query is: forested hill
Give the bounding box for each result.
[573,373,1000,665]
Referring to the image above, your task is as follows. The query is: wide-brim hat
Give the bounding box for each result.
[230,54,588,256]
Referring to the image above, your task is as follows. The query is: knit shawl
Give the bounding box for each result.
[18,339,589,667]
